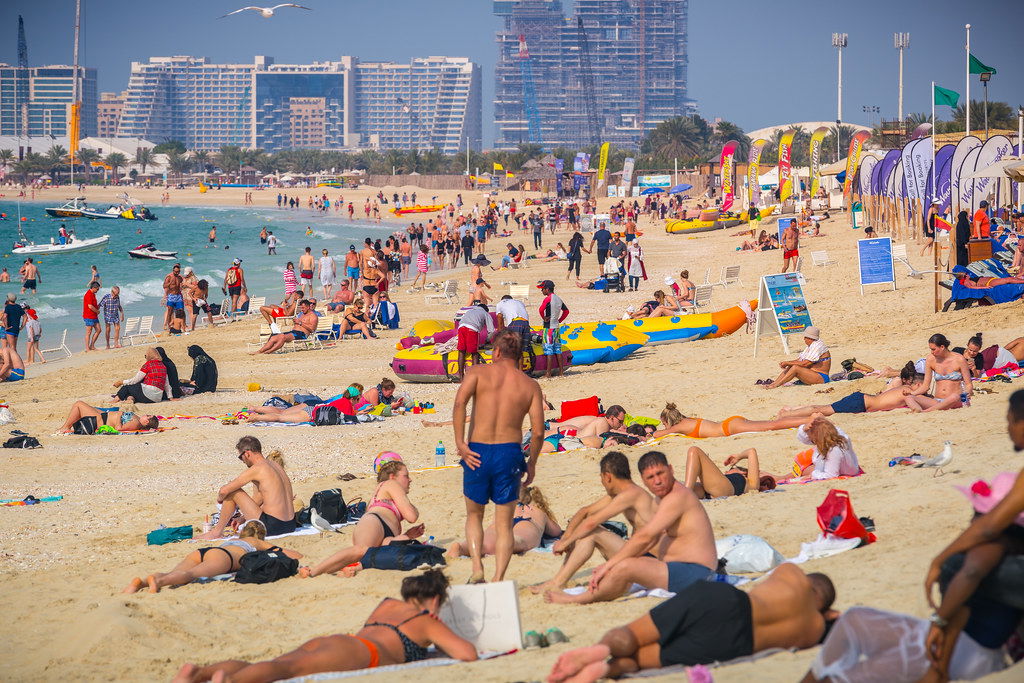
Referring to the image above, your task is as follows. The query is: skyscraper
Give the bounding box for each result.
[118,55,481,153]
[0,64,96,138]
[493,0,694,150]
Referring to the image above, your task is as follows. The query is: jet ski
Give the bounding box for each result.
[127,243,178,260]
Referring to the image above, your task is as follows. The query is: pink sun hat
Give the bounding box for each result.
[955,472,1024,525]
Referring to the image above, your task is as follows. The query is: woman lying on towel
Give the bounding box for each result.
[59,400,159,433]
[172,569,476,682]
[651,402,808,439]
[299,460,424,578]
[123,519,300,594]
[446,486,562,559]
[775,362,925,419]
[244,384,368,423]
[957,273,1024,288]
[964,332,1024,377]
[683,446,778,498]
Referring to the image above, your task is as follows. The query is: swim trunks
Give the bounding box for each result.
[83,317,99,327]
[784,248,799,259]
[456,326,480,354]
[300,270,313,280]
[542,328,561,355]
[227,286,242,297]
[649,581,754,666]
[665,561,712,593]
[347,266,360,280]
[5,327,18,338]
[830,391,867,414]
[461,441,524,505]
[505,318,532,348]
[290,330,308,341]
[23,279,36,290]
[166,294,184,310]
[7,368,24,382]
[258,511,297,536]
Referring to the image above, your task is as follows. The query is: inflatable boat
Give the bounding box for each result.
[392,345,572,383]
[615,302,753,345]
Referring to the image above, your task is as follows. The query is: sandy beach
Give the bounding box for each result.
[1,184,1022,682]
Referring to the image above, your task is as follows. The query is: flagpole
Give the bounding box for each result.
[965,24,971,135]
[932,81,936,202]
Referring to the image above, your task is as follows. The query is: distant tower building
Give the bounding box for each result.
[493,0,694,149]
[0,64,96,138]
[96,91,127,138]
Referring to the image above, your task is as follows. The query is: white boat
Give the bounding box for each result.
[13,234,110,255]
[128,243,177,260]
[81,204,124,220]
[44,197,89,218]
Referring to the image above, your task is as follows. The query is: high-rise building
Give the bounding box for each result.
[96,91,126,138]
[354,57,482,153]
[0,64,97,139]
[493,0,694,150]
[118,55,481,153]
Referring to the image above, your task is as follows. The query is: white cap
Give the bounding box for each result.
[664,276,674,285]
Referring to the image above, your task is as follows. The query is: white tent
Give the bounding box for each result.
[964,157,1024,179]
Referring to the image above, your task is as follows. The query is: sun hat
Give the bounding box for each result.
[664,275,674,285]
[803,326,821,340]
[956,472,1024,524]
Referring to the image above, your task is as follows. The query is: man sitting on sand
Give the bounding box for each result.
[0,344,26,382]
[548,564,837,681]
[544,405,628,450]
[531,452,656,594]
[196,436,297,539]
[544,450,717,605]
[764,326,831,388]
[251,300,318,355]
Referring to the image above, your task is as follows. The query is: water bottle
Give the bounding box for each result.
[435,440,446,468]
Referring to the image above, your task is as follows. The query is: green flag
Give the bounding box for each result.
[969,53,996,75]
[934,85,960,108]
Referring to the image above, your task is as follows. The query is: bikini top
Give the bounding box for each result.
[369,484,404,522]
[364,602,431,662]
[220,539,256,553]
[934,370,963,381]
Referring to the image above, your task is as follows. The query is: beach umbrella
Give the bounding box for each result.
[640,187,662,195]
[963,157,1023,179]
[668,183,693,194]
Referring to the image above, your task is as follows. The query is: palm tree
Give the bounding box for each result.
[166,151,192,183]
[190,150,211,174]
[76,148,100,182]
[0,149,13,178]
[104,152,128,183]
[906,112,931,127]
[13,152,45,183]
[45,145,69,181]
[641,116,703,165]
[135,147,154,176]
[711,120,749,160]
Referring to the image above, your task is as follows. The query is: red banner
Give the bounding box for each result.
[843,130,871,200]
[720,141,739,212]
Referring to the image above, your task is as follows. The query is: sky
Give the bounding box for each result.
[1,0,1020,146]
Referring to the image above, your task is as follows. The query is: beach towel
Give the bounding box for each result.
[1,495,63,507]
[621,648,792,678]
[278,651,512,682]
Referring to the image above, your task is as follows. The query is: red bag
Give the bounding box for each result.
[558,396,602,422]
[816,489,876,545]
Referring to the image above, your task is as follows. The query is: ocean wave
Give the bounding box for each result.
[117,278,166,305]
[35,303,69,318]
[309,230,337,240]
[208,269,226,280]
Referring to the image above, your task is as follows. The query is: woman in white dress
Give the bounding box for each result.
[318,248,337,298]
[625,239,646,292]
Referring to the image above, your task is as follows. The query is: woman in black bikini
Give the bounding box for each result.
[300,461,424,578]
[682,446,778,499]
[173,569,477,682]
[123,520,301,594]
[446,486,562,559]
[59,400,158,433]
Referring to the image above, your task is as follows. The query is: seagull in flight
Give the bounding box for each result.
[219,4,312,19]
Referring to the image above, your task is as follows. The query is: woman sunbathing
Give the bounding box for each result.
[446,486,561,558]
[776,362,924,419]
[172,569,476,682]
[245,385,365,423]
[123,519,300,594]
[957,273,1024,288]
[300,460,423,578]
[340,299,377,339]
[59,400,159,433]
[651,402,807,439]
[683,446,778,498]
[964,332,1024,377]
[646,289,682,317]
[906,333,973,412]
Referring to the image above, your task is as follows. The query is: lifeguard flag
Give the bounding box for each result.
[506,171,514,179]
[935,215,953,232]
[968,54,996,75]
[934,85,960,108]
[493,162,504,171]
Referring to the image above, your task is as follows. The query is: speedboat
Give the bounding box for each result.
[81,204,124,220]
[128,243,177,260]
[44,197,89,218]
[13,234,110,255]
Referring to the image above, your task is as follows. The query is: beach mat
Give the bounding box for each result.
[278,650,511,682]
[621,648,791,678]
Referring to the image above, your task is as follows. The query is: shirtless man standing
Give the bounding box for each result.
[359,238,376,280]
[21,258,40,295]
[453,329,545,583]
[531,452,656,593]
[298,247,315,298]
[782,219,800,272]
[196,436,297,539]
[549,564,837,681]
[163,263,184,331]
[545,450,717,605]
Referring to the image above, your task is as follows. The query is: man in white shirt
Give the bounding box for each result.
[765,326,832,389]
[496,295,533,369]
[456,303,495,380]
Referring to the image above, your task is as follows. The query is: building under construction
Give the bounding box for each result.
[493,0,695,150]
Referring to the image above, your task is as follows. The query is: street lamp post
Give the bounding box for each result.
[894,32,910,121]
[832,33,848,163]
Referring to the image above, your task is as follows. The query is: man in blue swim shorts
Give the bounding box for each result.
[544,450,718,605]
[766,325,832,389]
[453,329,545,583]
[250,300,318,355]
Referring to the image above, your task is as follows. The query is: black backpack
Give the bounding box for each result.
[312,406,357,426]
[297,488,347,526]
[3,434,41,448]
[234,547,298,584]
[360,540,447,571]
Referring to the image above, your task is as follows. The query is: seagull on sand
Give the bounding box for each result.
[218,4,312,19]
[310,508,341,538]
[915,440,953,476]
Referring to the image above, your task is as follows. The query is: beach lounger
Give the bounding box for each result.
[811,250,837,268]
[705,265,742,288]
[509,284,530,302]
[40,328,72,359]
[126,315,158,346]
[119,317,139,344]
[942,265,1024,311]
[680,284,714,311]
[425,280,458,304]
[247,297,266,317]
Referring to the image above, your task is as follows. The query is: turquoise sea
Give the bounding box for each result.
[0,201,400,352]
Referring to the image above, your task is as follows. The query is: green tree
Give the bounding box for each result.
[216,146,244,175]
[45,144,69,179]
[166,151,192,182]
[0,149,14,176]
[710,120,749,160]
[76,148,100,182]
[104,152,128,182]
[190,150,211,174]
[640,116,704,165]
[134,147,154,175]
[153,140,186,155]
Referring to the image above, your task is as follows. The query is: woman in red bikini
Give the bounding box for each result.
[651,402,808,439]
[299,460,424,578]
[172,570,476,682]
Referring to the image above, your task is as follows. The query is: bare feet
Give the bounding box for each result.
[146,574,160,594]
[122,577,145,594]
[547,645,611,683]
[446,542,463,560]
[172,663,198,683]
[467,572,485,584]
[339,563,362,578]
[529,579,563,595]
[544,588,588,604]
[298,566,313,578]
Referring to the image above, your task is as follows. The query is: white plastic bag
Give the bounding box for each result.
[715,534,784,574]
[0,405,15,425]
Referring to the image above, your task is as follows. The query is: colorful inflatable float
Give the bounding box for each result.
[665,206,777,234]
[390,204,446,216]
[618,301,752,345]
[392,344,572,383]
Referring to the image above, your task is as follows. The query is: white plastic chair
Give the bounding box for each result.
[424,280,458,304]
[40,328,72,359]
[127,315,158,345]
[509,284,530,302]
[811,250,837,268]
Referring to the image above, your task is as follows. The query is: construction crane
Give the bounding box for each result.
[517,35,543,147]
[575,16,601,147]
[636,0,646,143]
[17,15,29,145]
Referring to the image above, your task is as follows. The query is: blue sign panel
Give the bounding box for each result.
[857,237,895,289]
